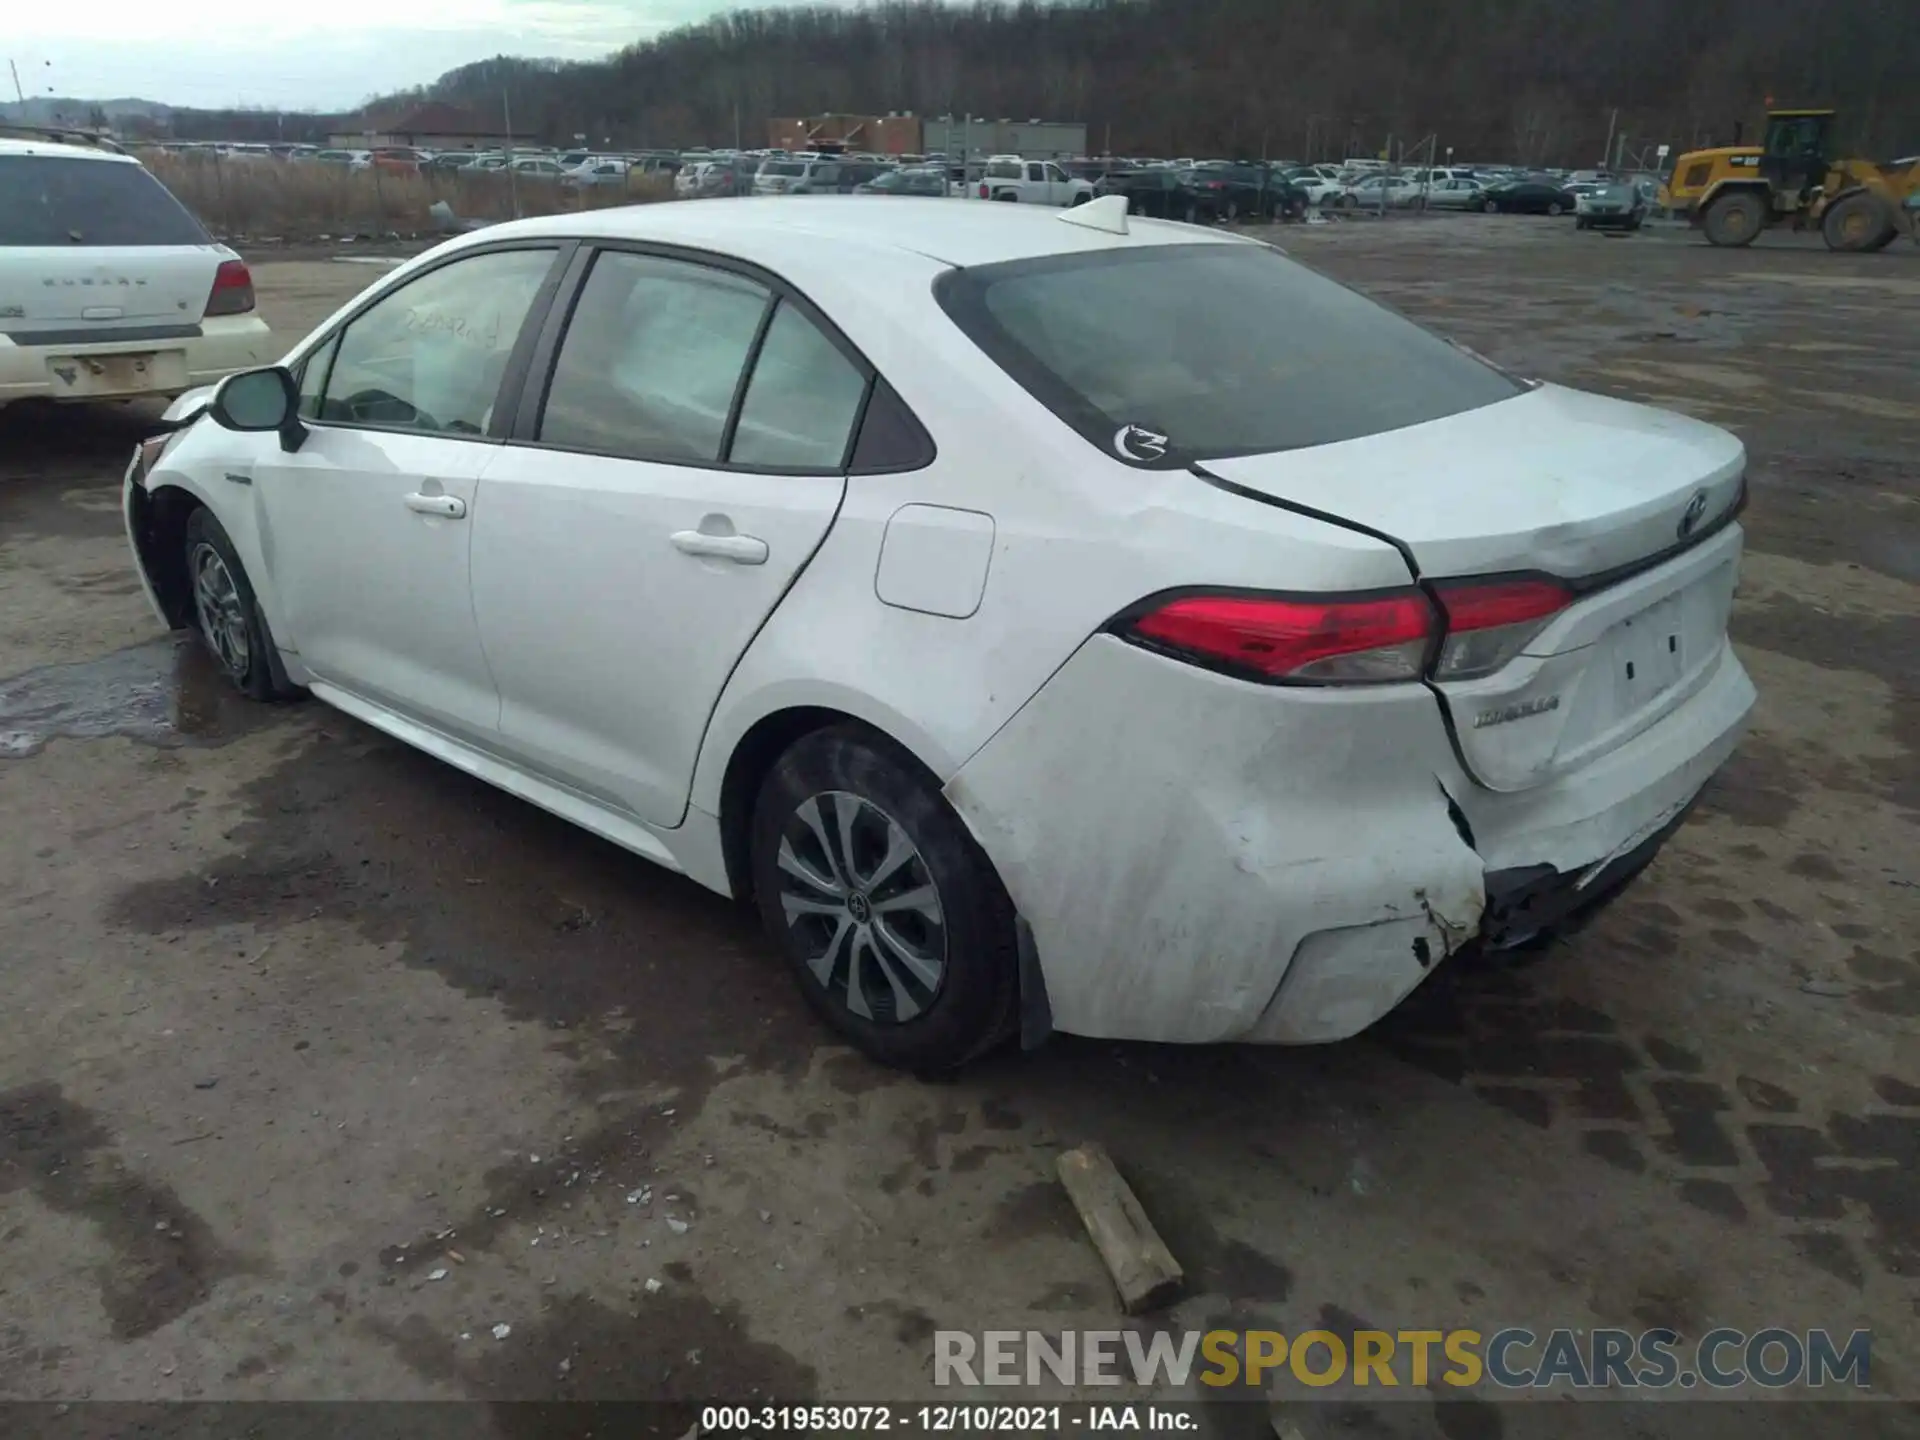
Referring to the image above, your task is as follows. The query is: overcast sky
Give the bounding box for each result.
[8,0,798,111]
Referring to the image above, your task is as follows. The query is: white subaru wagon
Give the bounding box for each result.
[123,197,1754,1069]
[0,138,272,408]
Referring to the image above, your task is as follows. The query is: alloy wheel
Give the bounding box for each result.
[776,791,947,1024]
[190,542,251,677]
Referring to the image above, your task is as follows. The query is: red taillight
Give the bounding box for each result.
[978,182,989,198]
[1124,590,1437,685]
[1430,576,1572,680]
[205,258,254,317]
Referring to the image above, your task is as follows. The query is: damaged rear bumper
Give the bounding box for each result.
[945,630,1753,1048]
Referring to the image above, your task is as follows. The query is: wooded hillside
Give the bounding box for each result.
[383,0,1918,165]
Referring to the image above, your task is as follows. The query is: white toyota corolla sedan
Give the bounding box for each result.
[123,197,1754,1070]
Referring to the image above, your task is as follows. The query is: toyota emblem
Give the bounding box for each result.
[1677,490,1710,539]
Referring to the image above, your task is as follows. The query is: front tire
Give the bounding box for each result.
[1547,201,1564,217]
[183,507,298,701]
[750,725,1019,1071]
[1482,198,1499,214]
[1822,189,1896,252]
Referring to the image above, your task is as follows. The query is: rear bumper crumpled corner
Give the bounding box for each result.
[943,634,1486,1047]
[946,626,1756,1050]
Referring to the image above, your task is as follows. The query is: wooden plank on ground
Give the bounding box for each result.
[1055,1142,1184,1314]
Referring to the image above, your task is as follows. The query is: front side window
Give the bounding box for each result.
[296,333,339,419]
[936,244,1524,464]
[538,252,770,463]
[317,247,555,435]
[1046,163,1068,183]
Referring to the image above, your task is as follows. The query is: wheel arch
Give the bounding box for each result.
[702,691,958,903]
[1698,178,1773,212]
[130,481,214,629]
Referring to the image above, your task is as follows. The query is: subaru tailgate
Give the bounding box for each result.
[0,150,222,336]
[1202,384,1747,791]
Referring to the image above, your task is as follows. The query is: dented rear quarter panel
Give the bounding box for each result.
[944,634,1486,1044]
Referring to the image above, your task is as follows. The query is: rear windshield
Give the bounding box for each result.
[986,161,1022,179]
[934,244,1523,463]
[0,156,210,247]
[761,162,805,177]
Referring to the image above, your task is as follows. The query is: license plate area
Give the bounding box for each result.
[45,350,188,397]
[1605,592,1690,710]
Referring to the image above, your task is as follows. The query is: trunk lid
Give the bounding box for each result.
[1,150,221,337]
[1203,384,1748,792]
[1201,384,1745,581]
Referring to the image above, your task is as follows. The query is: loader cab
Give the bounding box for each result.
[1761,109,1834,197]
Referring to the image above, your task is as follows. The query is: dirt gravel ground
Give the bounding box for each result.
[0,220,1916,1436]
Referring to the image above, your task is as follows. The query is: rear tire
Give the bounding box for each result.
[749,725,1019,1072]
[183,508,299,702]
[1481,198,1498,214]
[1822,190,1895,252]
[1702,189,1767,247]
[1547,201,1564,217]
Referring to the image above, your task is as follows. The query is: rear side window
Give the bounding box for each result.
[539,252,770,463]
[730,301,869,470]
[935,244,1523,464]
[0,156,210,247]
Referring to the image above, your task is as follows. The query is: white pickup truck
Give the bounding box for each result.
[974,155,1095,206]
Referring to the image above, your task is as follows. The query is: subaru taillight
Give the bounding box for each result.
[1120,590,1437,685]
[205,258,255,317]
[1429,576,1572,680]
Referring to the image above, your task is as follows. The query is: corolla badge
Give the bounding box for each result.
[1473,694,1561,729]
[1677,490,1710,539]
[1113,423,1169,463]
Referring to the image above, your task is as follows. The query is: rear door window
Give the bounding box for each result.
[0,156,210,247]
[935,244,1524,464]
[538,251,770,463]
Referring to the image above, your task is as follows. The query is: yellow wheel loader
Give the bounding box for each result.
[1661,109,1920,251]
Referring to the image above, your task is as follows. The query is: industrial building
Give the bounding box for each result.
[766,114,924,156]
[921,116,1089,160]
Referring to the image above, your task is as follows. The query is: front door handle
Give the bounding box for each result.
[671,530,768,565]
[404,492,466,519]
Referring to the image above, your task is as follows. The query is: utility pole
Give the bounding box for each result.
[503,88,521,219]
[1602,107,1618,169]
[8,60,24,105]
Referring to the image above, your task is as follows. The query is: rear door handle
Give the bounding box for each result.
[671,530,768,565]
[404,492,466,519]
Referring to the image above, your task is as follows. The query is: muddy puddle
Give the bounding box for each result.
[0,636,269,757]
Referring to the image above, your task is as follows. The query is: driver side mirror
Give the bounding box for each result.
[209,366,307,453]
